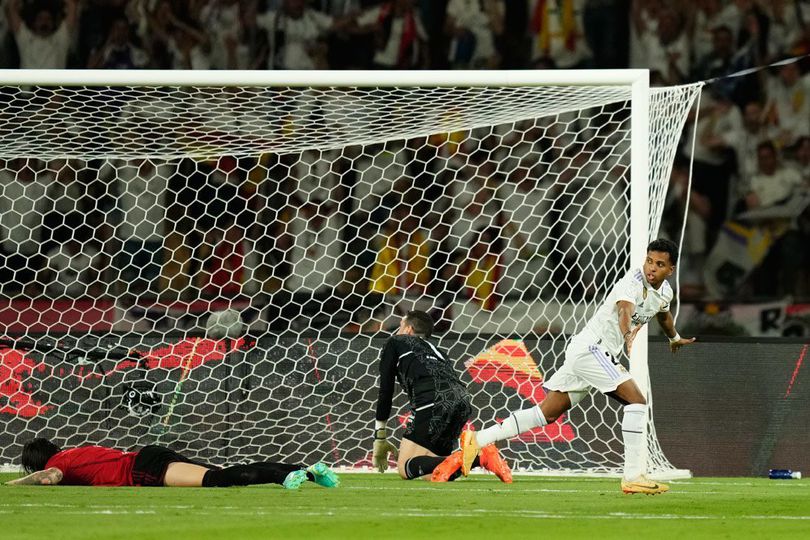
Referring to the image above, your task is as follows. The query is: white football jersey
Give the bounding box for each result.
[578,268,673,356]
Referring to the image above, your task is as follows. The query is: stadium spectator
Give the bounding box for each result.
[664,157,711,297]
[0,159,49,294]
[7,438,339,490]
[496,161,553,298]
[763,61,810,148]
[291,149,342,204]
[273,195,346,329]
[193,157,252,298]
[737,140,802,212]
[737,140,806,298]
[446,169,501,252]
[445,225,508,310]
[734,100,775,185]
[788,135,810,183]
[220,0,270,69]
[198,0,242,69]
[258,0,341,70]
[684,89,741,245]
[629,0,663,70]
[734,2,770,71]
[144,1,211,70]
[74,0,129,66]
[39,160,84,254]
[86,16,148,69]
[689,0,741,66]
[526,0,592,69]
[444,0,502,69]
[642,6,690,85]
[350,141,410,222]
[762,0,807,60]
[100,158,174,298]
[355,0,429,69]
[692,25,739,82]
[369,205,433,301]
[317,0,368,69]
[582,0,630,69]
[37,225,102,298]
[7,0,77,70]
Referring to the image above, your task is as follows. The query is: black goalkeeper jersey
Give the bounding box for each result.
[375,335,469,422]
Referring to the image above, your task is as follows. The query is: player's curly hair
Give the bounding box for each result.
[21,438,61,473]
[647,238,679,265]
[405,310,434,338]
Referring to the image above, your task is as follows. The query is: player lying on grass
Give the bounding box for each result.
[6,438,339,490]
[458,239,695,494]
[372,310,511,482]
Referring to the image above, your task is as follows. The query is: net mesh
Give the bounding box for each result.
[0,79,702,476]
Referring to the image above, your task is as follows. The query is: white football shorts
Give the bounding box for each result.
[544,336,632,394]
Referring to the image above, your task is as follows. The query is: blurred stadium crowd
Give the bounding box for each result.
[0,0,809,332]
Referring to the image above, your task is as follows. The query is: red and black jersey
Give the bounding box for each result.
[45,446,137,486]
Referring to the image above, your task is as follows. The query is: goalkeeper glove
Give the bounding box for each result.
[372,424,397,473]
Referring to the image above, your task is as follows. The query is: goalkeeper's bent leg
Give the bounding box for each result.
[403,456,445,479]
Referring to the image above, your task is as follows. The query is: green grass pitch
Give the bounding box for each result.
[2,474,809,539]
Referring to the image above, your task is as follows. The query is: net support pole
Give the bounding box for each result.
[629,71,651,469]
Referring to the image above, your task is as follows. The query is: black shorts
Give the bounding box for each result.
[131,445,197,487]
[403,397,473,456]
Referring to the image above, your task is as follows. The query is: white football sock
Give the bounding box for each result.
[622,403,647,481]
[476,406,547,447]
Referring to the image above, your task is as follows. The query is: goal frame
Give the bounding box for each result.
[0,68,691,479]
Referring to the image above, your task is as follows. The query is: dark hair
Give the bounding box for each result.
[646,238,679,266]
[756,140,776,155]
[21,438,61,474]
[404,310,434,338]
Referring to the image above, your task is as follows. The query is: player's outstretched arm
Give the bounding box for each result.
[5,467,63,486]
[656,311,696,353]
[372,341,399,473]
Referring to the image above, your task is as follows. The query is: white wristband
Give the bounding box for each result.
[668,332,682,344]
[374,420,387,439]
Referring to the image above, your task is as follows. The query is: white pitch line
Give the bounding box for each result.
[5,504,809,522]
[342,485,726,495]
[670,480,809,487]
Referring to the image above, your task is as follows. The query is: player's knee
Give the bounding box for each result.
[628,395,647,406]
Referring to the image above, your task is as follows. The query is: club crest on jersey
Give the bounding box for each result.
[631,313,651,325]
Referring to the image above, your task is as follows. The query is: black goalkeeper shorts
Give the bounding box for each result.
[132,445,198,486]
[403,397,473,456]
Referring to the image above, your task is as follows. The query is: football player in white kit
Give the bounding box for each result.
[458,239,695,494]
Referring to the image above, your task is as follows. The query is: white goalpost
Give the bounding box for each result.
[0,69,701,479]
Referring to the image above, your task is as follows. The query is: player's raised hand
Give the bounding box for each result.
[669,336,696,354]
[372,438,397,473]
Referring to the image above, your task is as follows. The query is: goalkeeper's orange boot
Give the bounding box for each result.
[621,475,669,495]
[479,445,513,484]
[460,430,480,477]
[431,451,462,482]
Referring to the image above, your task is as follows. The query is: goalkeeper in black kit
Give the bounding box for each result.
[372,310,512,482]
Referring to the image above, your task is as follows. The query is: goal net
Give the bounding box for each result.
[0,71,701,478]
